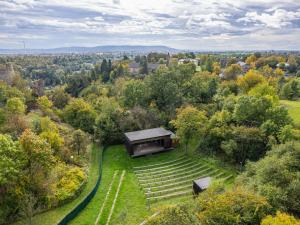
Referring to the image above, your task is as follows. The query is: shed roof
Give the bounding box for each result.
[194,177,211,190]
[125,127,173,142]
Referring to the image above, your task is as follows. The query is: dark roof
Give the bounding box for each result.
[148,63,161,70]
[128,62,140,69]
[125,127,173,142]
[194,177,211,190]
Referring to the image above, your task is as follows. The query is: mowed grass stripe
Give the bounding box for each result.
[94,171,118,225]
[98,172,121,225]
[106,170,126,225]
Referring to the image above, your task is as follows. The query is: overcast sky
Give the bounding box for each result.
[0,0,300,50]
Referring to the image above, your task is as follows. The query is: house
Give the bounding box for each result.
[148,63,163,72]
[128,62,140,74]
[276,62,290,69]
[237,61,250,72]
[193,177,212,195]
[178,58,198,66]
[124,127,174,157]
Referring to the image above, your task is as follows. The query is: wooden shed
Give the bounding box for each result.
[193,177,212,195]
[124,127,174,157]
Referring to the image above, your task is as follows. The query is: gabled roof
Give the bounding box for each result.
[194,177,211,190]
[125,127,173,142]
[128,62,140,69]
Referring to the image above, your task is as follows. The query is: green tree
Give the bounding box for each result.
[238,142,300,215]
[281,78,300,100]
[70,129,88,155]
[49,87,70,109]
[63,98,96,133]
[171,106,208,154]
[122,79,147,108]
[6,97,26,114]
[0,134,23,186]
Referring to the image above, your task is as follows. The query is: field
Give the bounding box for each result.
[14,145,102,225]
[69,145,236,225]
[280,100,300,127]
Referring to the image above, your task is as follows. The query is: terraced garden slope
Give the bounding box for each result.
[69,145,236,225]
[134,156,234,203]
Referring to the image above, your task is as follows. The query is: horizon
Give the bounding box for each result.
[1,0,300,51]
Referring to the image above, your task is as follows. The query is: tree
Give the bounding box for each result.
[140,56,148,74]
[0,134,23,186]
[40,131,64,154]
[93,97,124,144]
[280,78,300,100]
[37,95,53,113]
[248,82,279,103]
[147,204,199,225]
[19,129,55,224]
[261,212,300,225]
[184,72,218,104]
[238,142,300,215]
[245,54,257,66]
[223,64,242,80]
[6,97,26,114]
[70,129,88,155]
[63,98,96,133]
[49,87,70,109]
[196,188,272,225]
[122,79,147,108]
[171,106,208,154]
[237,70,266,93]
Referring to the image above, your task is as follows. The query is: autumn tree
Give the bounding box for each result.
[171,106,208,154]
[19,129,55,224]
[261,212,300,225]
[237,70,266,93]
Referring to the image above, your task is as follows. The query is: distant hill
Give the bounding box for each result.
[0,45,179,55]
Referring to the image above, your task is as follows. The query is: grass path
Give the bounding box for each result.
[14,144,102,225]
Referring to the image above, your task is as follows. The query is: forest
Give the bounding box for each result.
[0,51,300,225]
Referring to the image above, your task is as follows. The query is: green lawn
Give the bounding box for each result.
[14,144,102,225]
[280,100,300,127]
[69,145,236,225]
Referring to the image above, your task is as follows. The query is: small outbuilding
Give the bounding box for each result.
[124,127,174,157]
[193,177,212,195]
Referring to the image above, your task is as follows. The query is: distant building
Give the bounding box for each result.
[237,61,250,72]
[128,62,140,74]
[178,58,198,66]
[276,62,290,69]
[128,62,164,74]
[148,63,165,72]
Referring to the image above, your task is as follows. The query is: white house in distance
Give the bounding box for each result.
[178,58,199,66]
